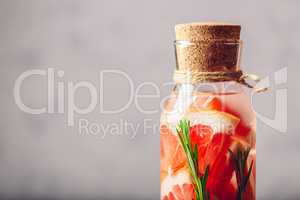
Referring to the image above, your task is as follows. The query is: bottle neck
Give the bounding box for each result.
[173,81,245,95]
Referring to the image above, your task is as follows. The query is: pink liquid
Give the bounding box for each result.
[160,90,256,200]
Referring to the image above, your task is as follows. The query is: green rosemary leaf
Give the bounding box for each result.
[194,144,199,170]
[245,148,251,158]
[195,192,200,200]
[183,120,191,147]
[176,119,206,200]
[243,148,251,172]
[200,165,210,199]
[177,131,185,150]
[228,149,237,163]
[244,160,253,188]
[203,166,209,187]
[229,147,254,200]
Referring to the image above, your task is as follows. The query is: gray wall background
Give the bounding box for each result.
[0,0,299,199]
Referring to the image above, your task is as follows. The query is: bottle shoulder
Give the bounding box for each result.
[160,81,255,126]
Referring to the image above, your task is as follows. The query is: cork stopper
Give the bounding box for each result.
[175,22,241,41]
[174,22,242,73]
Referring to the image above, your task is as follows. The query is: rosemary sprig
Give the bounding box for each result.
[228,147,253,200]
[176,119,210,200]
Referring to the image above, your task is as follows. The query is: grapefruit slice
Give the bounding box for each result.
[188,96,222,112]
[188,95,255,145]
[161,168,194,199]
[163,183,195,200]
[160,124,187,181]
[185,110,240,134]
[160,125,194,199]
[189,124,213,172]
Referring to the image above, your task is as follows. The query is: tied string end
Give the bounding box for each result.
[238,73,269,93]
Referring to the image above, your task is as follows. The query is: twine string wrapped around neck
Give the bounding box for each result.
[173,69,267,93]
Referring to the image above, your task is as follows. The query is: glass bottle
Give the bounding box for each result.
[160,23,257,200]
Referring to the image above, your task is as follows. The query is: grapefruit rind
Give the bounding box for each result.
[184,110,240,134]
